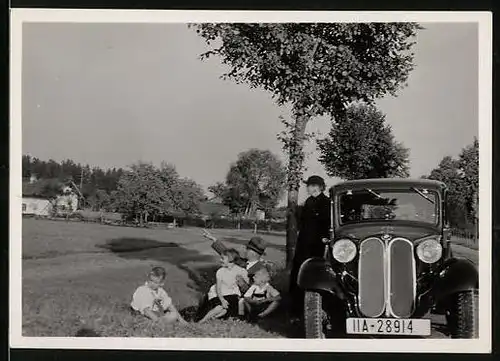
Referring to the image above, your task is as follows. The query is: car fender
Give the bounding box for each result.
[429,257,478,304]
[297,258,346,299]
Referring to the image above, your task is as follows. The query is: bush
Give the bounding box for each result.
[180,216,286,232]
[75,210,123,223]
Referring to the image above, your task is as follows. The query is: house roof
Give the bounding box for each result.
[198,201,230,216]
[22,178,66,198]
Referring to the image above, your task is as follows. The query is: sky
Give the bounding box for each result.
[21,22,478,203]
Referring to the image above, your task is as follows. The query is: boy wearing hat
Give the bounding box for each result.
[289,175,331,321]
[241,236,267,288]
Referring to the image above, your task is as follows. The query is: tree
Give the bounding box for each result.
[317,102,410,180]
[172,178,206,216]
[208,182,229,200]
[39,179,65,199]
[426,156,468,227]
[425,138,479,229]
[208,181,248,220]
[193,23,421,266]
[88,189,112,211]
[113,162,170,225]
[458,138,479,223]
[210,149,287,217]
[22,155,126,206]
[113,162,205,224]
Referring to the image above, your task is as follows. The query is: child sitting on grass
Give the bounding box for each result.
[131,266,187,324]
[198,249,249,323]
[238,267,281,321]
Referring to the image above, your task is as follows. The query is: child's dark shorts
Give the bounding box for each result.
[248,301,272,316]
[207,294,239,318]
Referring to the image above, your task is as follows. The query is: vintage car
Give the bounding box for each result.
[297,178,478,338]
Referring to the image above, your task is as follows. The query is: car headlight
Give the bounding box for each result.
[416,238,443,264]
[332,239,357,263]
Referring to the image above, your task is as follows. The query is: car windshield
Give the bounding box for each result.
[338,188,439,225]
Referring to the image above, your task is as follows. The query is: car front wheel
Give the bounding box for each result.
[447,290,478,338]
[304,291,326,338]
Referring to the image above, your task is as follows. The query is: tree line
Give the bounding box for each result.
[21,153,288,224]
[22,155,125,205]
[424,138,479,230]
[22,156,206,223]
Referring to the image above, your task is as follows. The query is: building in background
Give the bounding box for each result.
[255,209,265,221]
[199,199,231,219]
[22,195,52,216]
[22,176,80,216]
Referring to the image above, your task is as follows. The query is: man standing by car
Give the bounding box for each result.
[289,175,331,322]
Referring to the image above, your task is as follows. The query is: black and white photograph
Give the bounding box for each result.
[9,9,492,353]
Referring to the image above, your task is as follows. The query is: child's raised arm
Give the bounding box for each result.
[202,229,217,242]
[203,230,230,255]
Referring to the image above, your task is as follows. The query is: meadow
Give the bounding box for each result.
[22,218,291,338]
[21,218,477,338]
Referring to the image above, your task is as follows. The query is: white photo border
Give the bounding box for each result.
[9,9,493,353]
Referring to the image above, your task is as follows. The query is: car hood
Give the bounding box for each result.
[335,221,440,242]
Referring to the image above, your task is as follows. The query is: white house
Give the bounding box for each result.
[22,197,52,216]
[255,209,266,221]
[55,185,79,213]
[22,177,79,216]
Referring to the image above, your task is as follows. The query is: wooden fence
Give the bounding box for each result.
[450,227,478,250]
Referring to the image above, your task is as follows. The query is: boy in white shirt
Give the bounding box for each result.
[131,266,187,324]
[238,268,281,320]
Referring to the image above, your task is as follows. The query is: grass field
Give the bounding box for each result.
[21,218,478,338]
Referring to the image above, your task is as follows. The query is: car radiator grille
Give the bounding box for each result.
[359,238,386,317]
[358,237,416,318]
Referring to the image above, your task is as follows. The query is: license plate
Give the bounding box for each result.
[346,318,431,336]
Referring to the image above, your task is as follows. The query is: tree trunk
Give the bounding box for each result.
[286,189,300,268]
[473,189,479,243]
[285,111,309,269]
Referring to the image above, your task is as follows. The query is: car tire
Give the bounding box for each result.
[304,291,325,338]
[448,290,478,338]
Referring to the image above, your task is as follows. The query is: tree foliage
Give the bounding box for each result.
[425,138,478,228]
[317,102,410,180]
[113,162,205,224]
[193,23,421,265]
[174,177,207,215]
[458,138,479,222]
[193,23,420,115]
[208,149,287,217]
[22,155,124,210]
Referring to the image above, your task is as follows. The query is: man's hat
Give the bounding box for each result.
[303,175,326,188]
[246,236,267,255]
